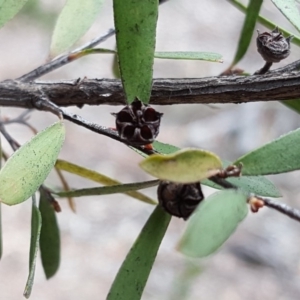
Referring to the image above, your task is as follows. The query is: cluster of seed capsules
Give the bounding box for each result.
[112,98,204,220]
[112,27,292,220]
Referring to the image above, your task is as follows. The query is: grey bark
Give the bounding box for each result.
[1,69,300,109]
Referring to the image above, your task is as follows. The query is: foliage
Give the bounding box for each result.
[0,122,65,205]
[1,0,300,298]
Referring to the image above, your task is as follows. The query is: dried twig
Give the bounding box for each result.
[254,62,273,75]
[1,65,300,109]
[62,110,157,155]
[0,124,20,151]
[18,29,115,83]
[258,196,300,222]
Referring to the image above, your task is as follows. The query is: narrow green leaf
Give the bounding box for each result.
[152,140,181,154]
[107,205,171,300]
[228,0,300,46]
[113,0,158,104]
[55,160,157,205]
[234,128,300,175]
[178,190,248,258]
[23,195,42,298]
[140,148,223,183]
[203,175,281,198]
[0,0,29,29]
[154,52,223,62]
[152,141,281,197]
[271,0,300,33]
[39,189,60,279]
[69,48,117,60]
[50,0,104,57]
[0,121,65,205]
[55,180,159,198]
[281,99,300,114]
[67,49,223,63]
[231,0,263,66]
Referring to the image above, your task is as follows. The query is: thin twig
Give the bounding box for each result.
[208,176,238,189]
[62,110,157,155]
[1,110,32,125]
[258,196,300,223]
[254,62,273,75]
[1,110,38,134]
[34,92,63,118]
[0,124,20,151]
[17,29,115,83]
[71,28,115,53]
[208,176,300,224]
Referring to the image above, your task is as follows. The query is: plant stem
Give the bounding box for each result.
[254,61,273,75]
[17,29,115,82]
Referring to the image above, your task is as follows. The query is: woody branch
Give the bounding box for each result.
[0,66,300,109]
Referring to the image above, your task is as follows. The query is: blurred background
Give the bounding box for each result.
[1,0,300,299]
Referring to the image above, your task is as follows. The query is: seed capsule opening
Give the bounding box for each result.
[113,98,163,145]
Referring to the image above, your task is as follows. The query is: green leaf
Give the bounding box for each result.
[234,128,300,175]
[231,0,263,66]
[131,140,180,158]
[154,52,223,62]
[178,190,248,258]
[140,148,222,183]
[68,49,223,63]
[39,189,60,279]
[203,160,281,197]
[50,0,104,57]
[152,141,281,197]
[0,121,65,205]
[23,195,42,298]
[228,0,300,47]
[271,0,300,33]
[113,0,158,104]
[55,180,159,198]
[152,140,181,154]
[107,205,171,300]
[0,0,29,29]
[282,99,300,114]
[112,50,121,79]
[55,159,156,205]
[203,175,281,198]
[69,48,117,59]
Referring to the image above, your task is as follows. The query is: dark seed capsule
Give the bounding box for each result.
[256,27,293,63]
[157,181,204,220]
[112,98,163,146]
